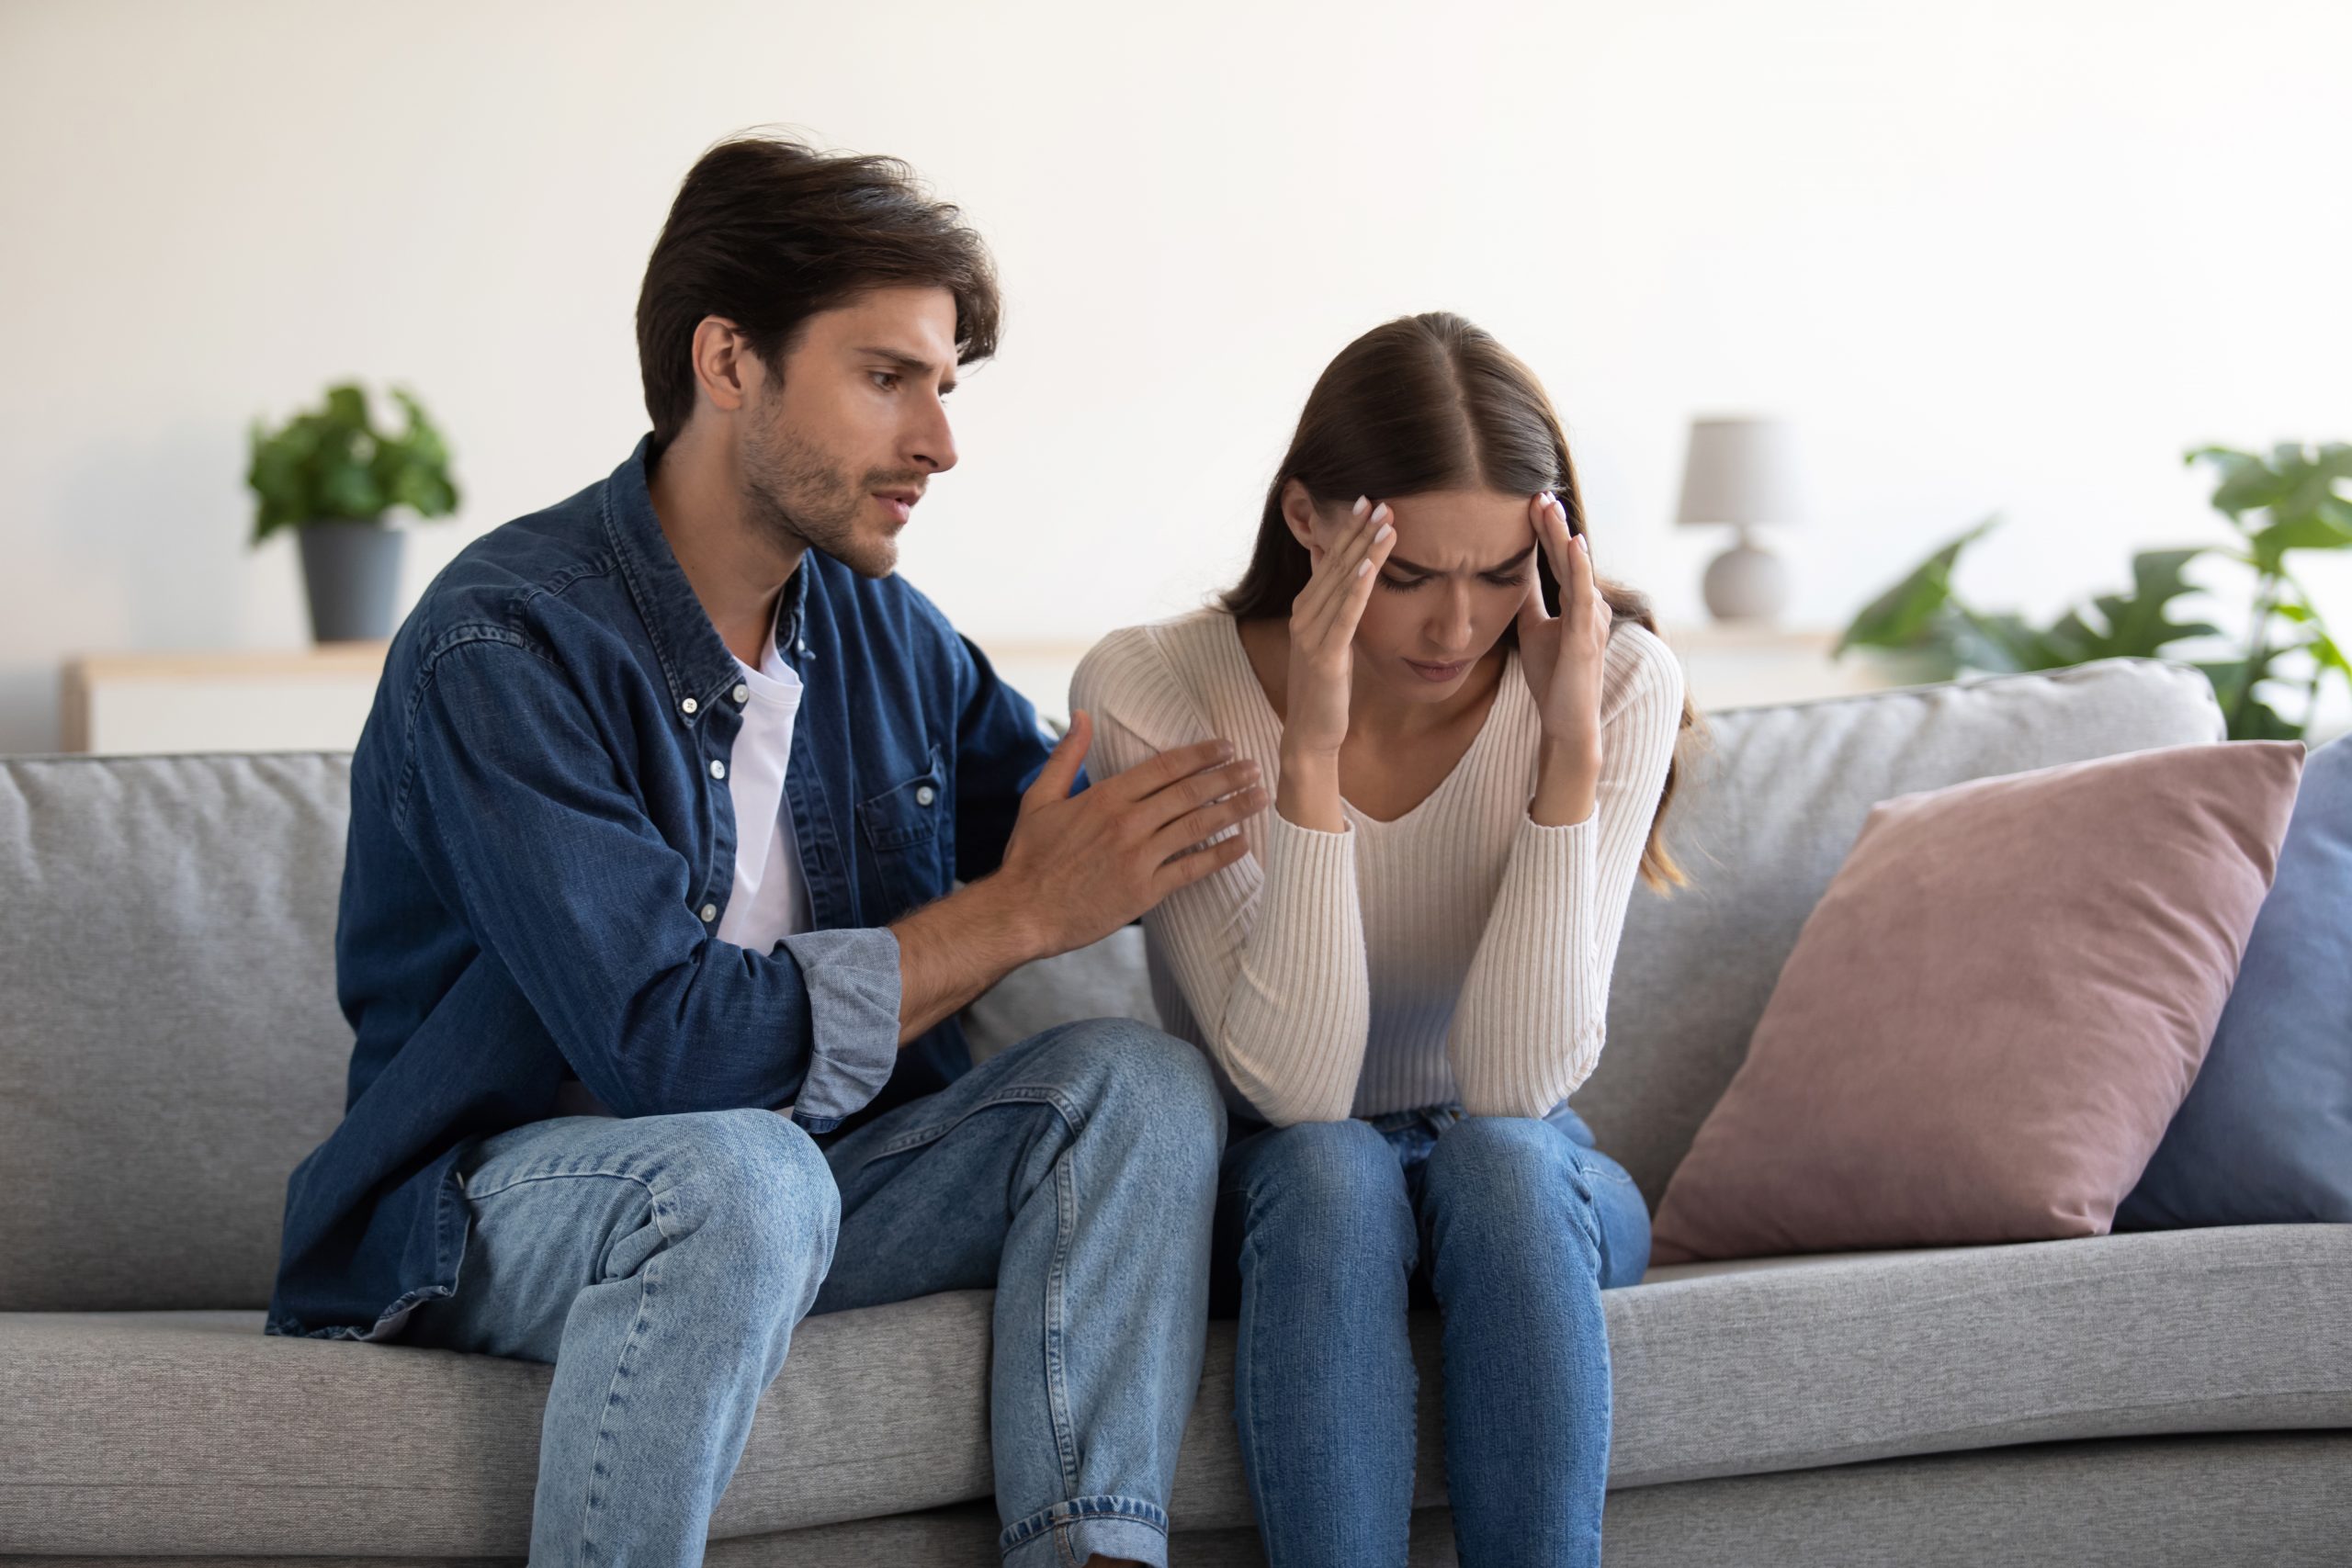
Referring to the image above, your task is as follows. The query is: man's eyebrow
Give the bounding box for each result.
[855,346,956,393]
[1385,544,1538,576]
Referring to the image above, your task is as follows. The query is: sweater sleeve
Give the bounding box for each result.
[1070,626,1372,1125]
[1445,629,1686,1118]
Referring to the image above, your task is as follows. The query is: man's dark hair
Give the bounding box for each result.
[636,131,1002,449]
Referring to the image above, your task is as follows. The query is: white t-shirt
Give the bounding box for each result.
[716,619,811,951]
[552,618,810,1118]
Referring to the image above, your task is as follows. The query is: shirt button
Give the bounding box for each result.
[680,696,698,716]
[710,760,726,780]
[733,683,750,705]
[914,785,936,807]
[699,903,718,922]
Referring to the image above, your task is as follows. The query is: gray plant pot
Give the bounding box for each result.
[297,521,405,642]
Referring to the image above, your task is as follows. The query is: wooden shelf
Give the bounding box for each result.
[61,643,390,754]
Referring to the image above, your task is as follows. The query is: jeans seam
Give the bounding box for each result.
[579,1180,676,1564]
[462,1165,659,1204]
[874,1084,1090,1161]
[1046,1144,1081,1497]
[1232,1185,1281,1548]
[997,1495,1172,1557]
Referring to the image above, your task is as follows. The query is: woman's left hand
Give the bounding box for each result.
[1515,491,1611,757]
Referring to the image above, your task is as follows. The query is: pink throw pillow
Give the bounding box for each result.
[1648,739,2305,1266]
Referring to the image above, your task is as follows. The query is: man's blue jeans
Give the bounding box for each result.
[404,1018,1225,1568]
[1210,1101,1651,1568]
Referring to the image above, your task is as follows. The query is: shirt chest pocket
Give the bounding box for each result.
[854,743,949,918]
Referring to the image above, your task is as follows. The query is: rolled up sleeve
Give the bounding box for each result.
[777,926,904,1132]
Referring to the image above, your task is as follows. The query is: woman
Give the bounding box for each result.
[1069,311,1700,1567]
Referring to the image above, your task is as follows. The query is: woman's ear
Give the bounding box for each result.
[1279,479,1321,551]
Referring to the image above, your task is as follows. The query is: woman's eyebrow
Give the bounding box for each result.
[1385,544,1539,575]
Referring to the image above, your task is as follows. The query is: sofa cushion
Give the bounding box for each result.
[6,1224,2346,1556]
[1584,660,2229,1205]
[2120,733,2352,1227]
[1647,739,2304,1265]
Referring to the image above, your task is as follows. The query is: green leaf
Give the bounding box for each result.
[2310,630,2352,680]
[2231,695,2302,740]
[322,384,369,429]
[2198,636,2311,741]
[2246,509,2352,575]
[246,380,459,541]
[2188,441,2352,572]
[1835,515,2000,658]
[2187,446,2289,521]
[1950,607,2056,671]
[2080,548,2224,659]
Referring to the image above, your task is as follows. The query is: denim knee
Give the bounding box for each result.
[1044,1017,1227,1156]
[1233,1119,1414,1267]
[644,1108,841,1299]
[1423,1116,1596,1251]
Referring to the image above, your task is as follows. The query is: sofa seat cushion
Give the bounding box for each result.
[6,1226,2348,1555]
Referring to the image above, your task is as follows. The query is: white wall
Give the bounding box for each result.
[4,0,2348,753]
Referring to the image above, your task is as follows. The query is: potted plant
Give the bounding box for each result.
[247,383,459,642]
[1836,442,2352,740]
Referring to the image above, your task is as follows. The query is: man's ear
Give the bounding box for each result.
[690,316,756,415]
[1279,479,1322,551]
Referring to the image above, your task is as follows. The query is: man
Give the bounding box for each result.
[266,133,1266,1568]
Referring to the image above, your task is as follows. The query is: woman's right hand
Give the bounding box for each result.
[1274,496,1396,835]
[1284,495,1396,757]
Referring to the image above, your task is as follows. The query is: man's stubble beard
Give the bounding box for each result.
[741,412,900,580]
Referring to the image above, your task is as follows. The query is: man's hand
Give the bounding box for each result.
[993,710,1265,955]
[887,711,1265,1042]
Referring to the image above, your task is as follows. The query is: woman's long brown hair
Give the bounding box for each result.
[1221,311,1702,893]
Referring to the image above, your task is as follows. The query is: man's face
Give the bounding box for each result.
[739,285,961,578]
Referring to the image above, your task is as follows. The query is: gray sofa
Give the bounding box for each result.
[4,655,2348,1566]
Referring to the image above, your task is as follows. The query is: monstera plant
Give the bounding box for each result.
[1836,442,2352,740]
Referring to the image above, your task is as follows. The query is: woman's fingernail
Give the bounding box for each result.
[1356,558,1373,577]
[1577,535,1590,554]
[1352,496,1370,517]
[1374,523,1394,544]
[1370,502,1391,525]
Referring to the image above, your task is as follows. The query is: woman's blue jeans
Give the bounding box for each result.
[1210,1100,1650,1568]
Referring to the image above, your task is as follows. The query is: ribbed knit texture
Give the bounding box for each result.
[1069,607,1686,1125]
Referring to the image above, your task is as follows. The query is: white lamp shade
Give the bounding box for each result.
[1675,417,1804,528]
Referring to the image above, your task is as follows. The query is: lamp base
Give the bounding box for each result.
[1702,536,1788,622]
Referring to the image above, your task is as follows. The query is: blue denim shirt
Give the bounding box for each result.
[266,434,1060,1340]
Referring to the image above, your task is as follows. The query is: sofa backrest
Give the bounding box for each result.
[1,752,353,1311]
[0,657,2224,1310]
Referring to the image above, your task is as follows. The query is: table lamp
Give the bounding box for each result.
[1676,416,1803,622]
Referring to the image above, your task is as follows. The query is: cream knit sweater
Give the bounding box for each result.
[1068,607,1685,1126]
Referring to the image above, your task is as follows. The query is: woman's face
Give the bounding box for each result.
[1287,484,1544,706]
